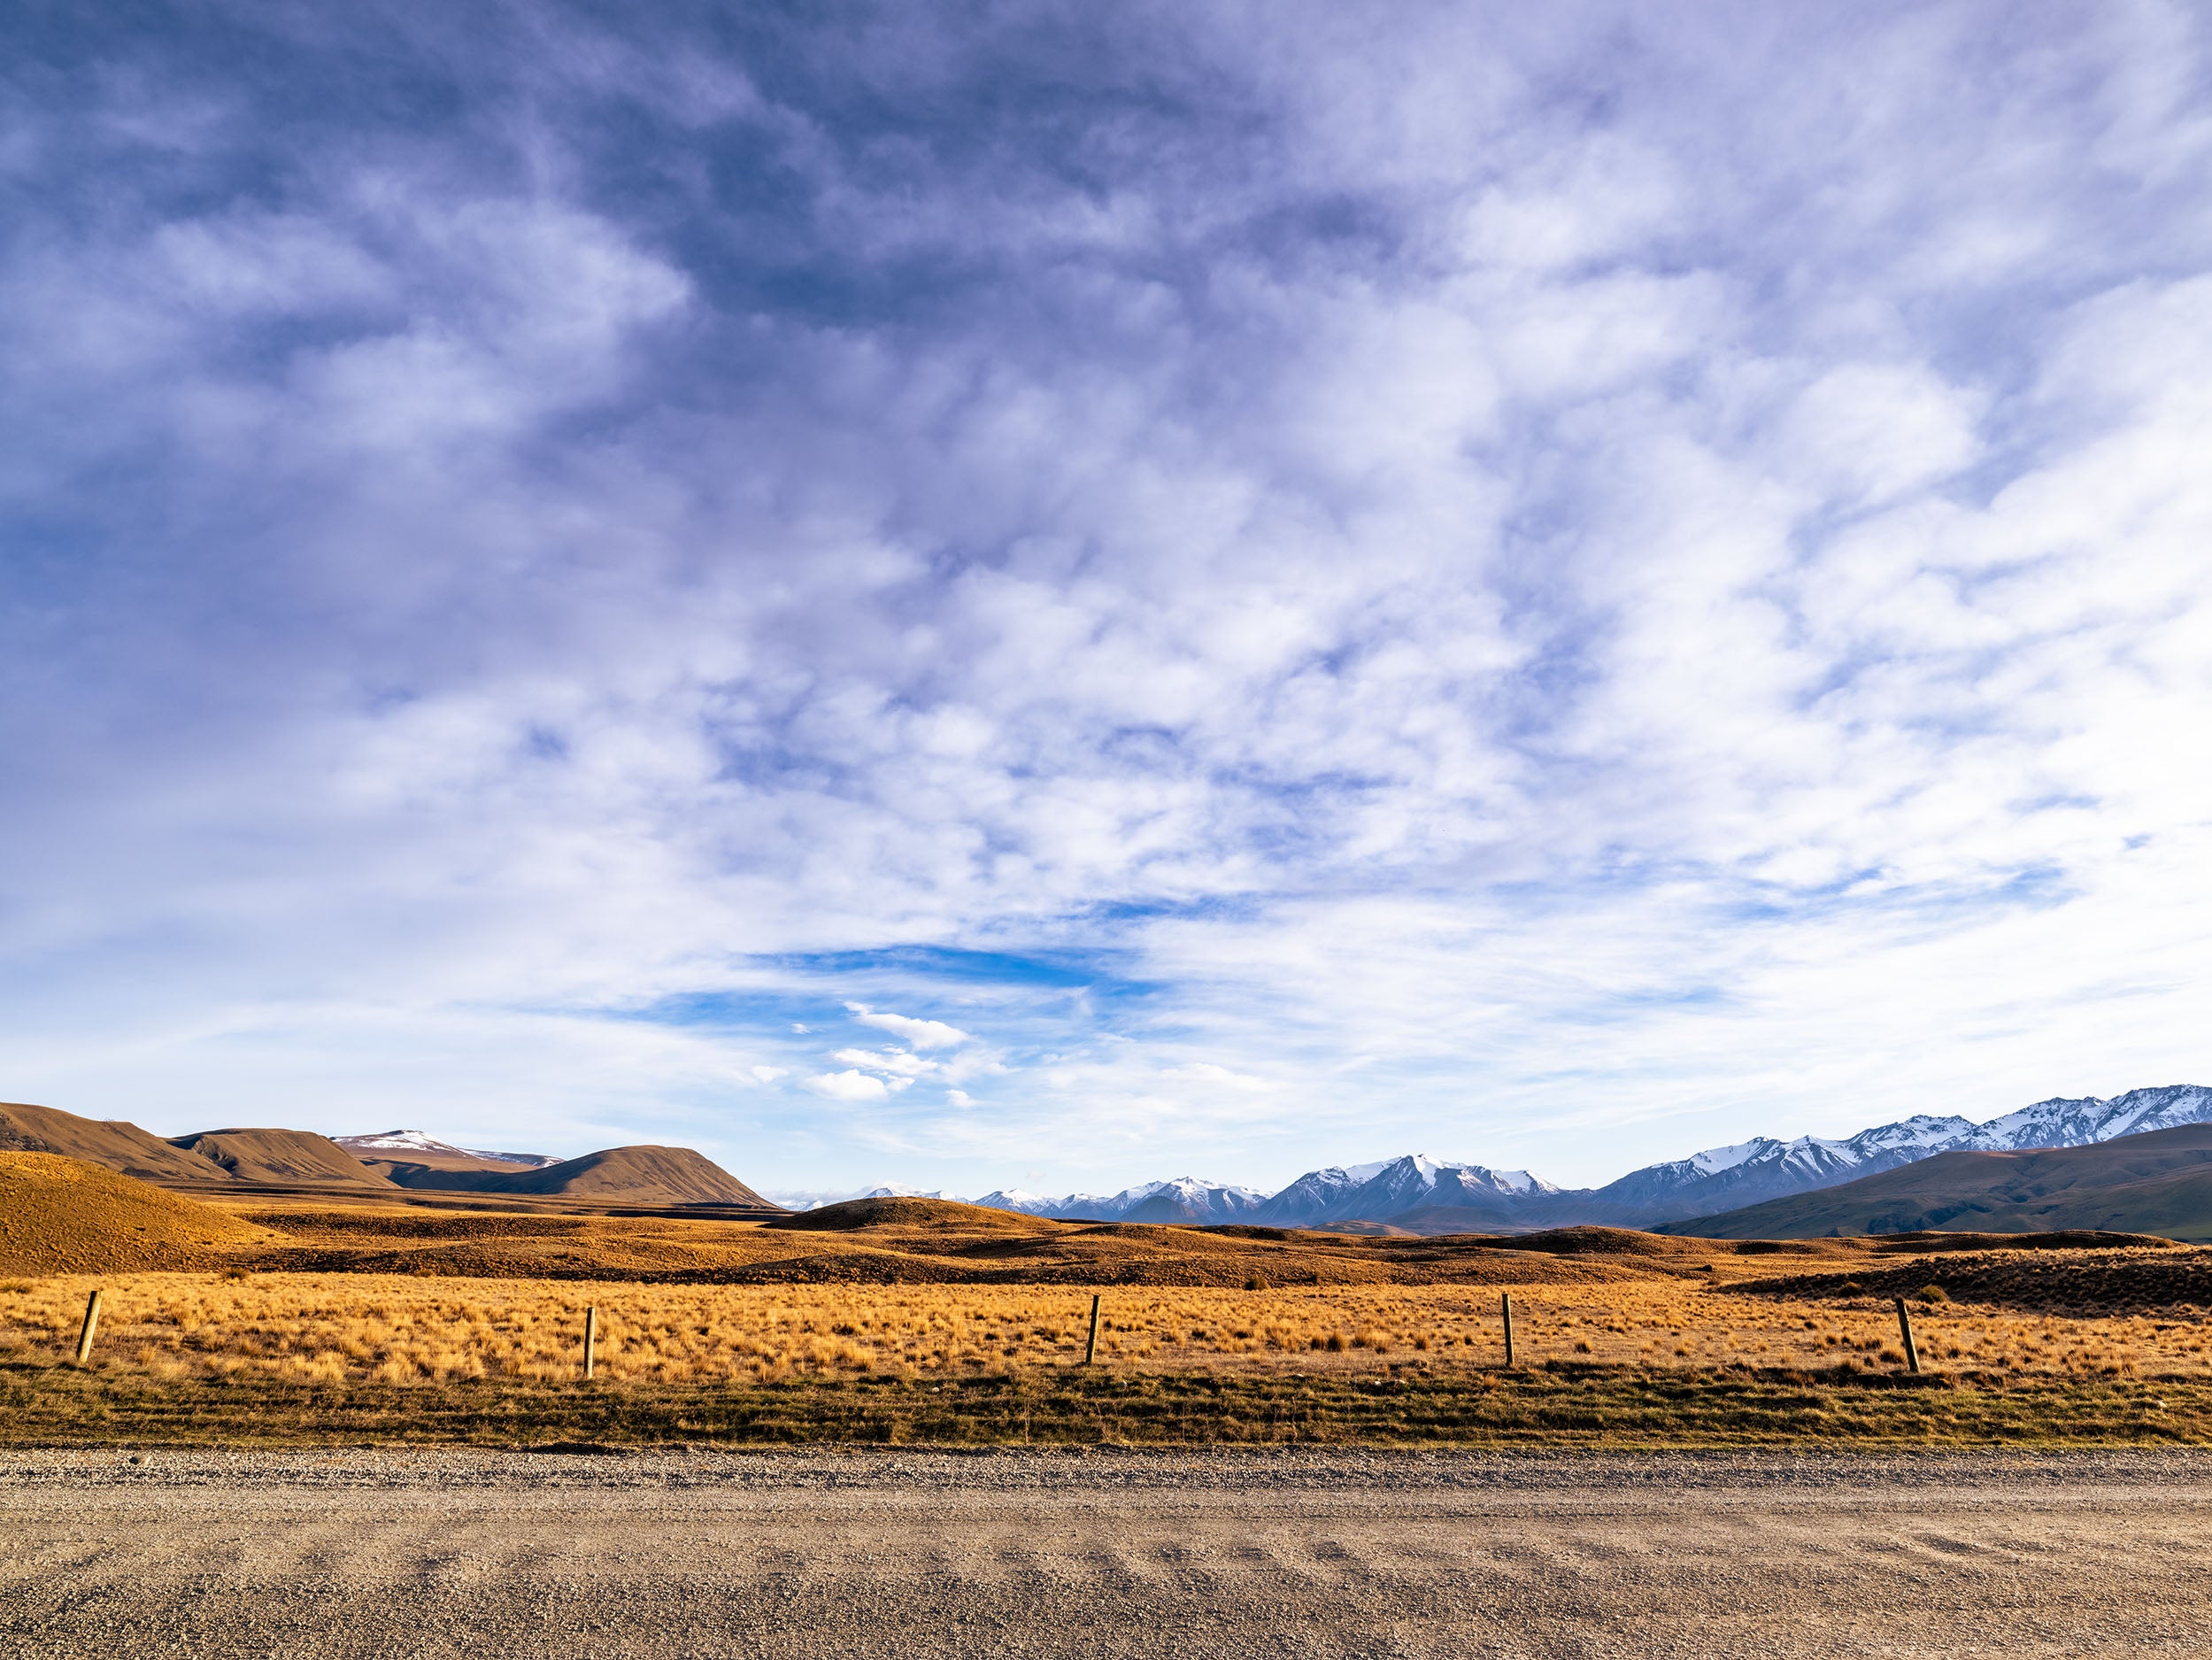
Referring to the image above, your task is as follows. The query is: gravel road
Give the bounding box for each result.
[4,1446,2209,1657]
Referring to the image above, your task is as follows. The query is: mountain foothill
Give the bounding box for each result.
[0,1101,776,1214]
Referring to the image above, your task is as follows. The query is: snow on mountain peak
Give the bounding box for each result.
[1684,1138,1775,1177]
[336,1129,461,1153]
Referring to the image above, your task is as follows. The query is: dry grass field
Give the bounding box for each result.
[7,1177,2212,1448]
[6,1262,2210,1389]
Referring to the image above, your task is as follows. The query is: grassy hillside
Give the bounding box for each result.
[168,1128,395,1187]
[0,1153,280,1273]
[378,1145,777,1208]
[0,1102,233,1185]
[0,1102,782,1213]
[1662,1125,2212,1240]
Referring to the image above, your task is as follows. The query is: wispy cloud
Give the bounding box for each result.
[3,3,2210,1194]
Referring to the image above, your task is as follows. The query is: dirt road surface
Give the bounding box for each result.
[4,1447,2209,1657]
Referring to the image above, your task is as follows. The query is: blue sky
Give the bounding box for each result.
[4,2,2211,1197]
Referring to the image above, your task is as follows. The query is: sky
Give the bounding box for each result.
[4,1,2211,1201]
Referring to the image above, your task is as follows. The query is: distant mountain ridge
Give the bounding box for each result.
[968,1085,2212,1232]
[1571,1085,2212,1228]
[1658,1123,2212,1241]
[975,1176,1268,1224]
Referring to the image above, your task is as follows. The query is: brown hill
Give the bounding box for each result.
[767,1197,1060,1234]
[0,1101,230,1185]
[1661,1124,2212,1240]
[167,1128,395,1187]
[0,1152,281,1274]
[377,1145,776,1208]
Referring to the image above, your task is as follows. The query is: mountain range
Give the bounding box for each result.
[1660,1123,2212,1241]
[968,1085,2212,1232]
[12,1084,2211,1239]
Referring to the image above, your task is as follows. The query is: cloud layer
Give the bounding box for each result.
[4,2,2211,1191]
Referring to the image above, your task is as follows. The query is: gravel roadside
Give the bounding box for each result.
[5,1447,2210,1657]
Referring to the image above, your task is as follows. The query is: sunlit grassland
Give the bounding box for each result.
[3,1270,2210,1447]
[5,1271,2209,1385]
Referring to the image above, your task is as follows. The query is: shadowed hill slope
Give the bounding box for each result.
[167,1129,395,1187]
[378,1145,776,1208]
[1661,1124,2212,1240]
[766,1197,1060,1234]
[352,1149,541,1179]
[0,1153,282,1273]
[0,1102,232,1185]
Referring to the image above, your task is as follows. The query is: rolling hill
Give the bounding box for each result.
[0,1101,780,1213]
[0,1101,243,1185]
[373,1144,777,1208]
[1659,1123,2212,1240]
[167,1128,395,1187]
[0,1152,282,1273]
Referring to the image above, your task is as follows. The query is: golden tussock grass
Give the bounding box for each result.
[0,1154,281,1276]
[4,1269,2208,1389]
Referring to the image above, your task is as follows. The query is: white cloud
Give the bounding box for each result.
[844,1005,973,1051]
[803,1070,893,1103]
[832,1047,936,1077]
[4,3,2211,1199]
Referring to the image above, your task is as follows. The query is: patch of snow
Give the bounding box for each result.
[335,1130,463,1153]
[1684,1138,1771,1177]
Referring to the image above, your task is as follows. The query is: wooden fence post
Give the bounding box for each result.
[583,1306,597,1380]
[1083,1293,1101,1366]
[1893,1297,1921,1374]
[75,1289,102,1365]
[1501,1292,1514,1369]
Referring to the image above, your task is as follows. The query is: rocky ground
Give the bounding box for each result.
[4,1446,2210,1656]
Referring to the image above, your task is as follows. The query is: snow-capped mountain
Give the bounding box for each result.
[1578,1086,2212,1224]
[1246,1161,1395,1224]
[335,1130,558,1168]
[973,1188,1109,1217]
[1253,1155,1559,1227]
[1958,1085,2212,1153]
[1114,1177,1268,1224]
[971,1085,2212,1233]
[1583,1114,1980,1223]
[975,1178,1264,1224]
